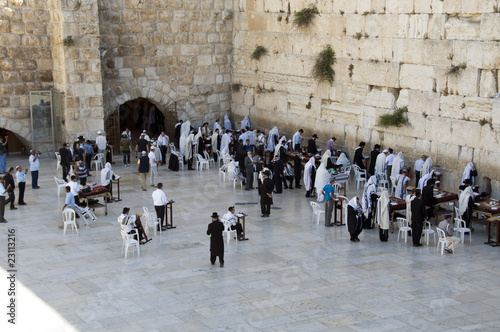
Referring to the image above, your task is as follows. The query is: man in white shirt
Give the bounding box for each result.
[148,147,158,187]
[213,119,222,134]
[222,206,243,240]
[121,128,132,141]
[414,155,427,186]
[15,166,27,205]
[118,207,147,244]
[157,132,169,165]
[385,148,396,180]
[68,175,81,206]
[96,130,107,155]
[293,129,303,151]
[152,183,169,231]
[29,149,40,189]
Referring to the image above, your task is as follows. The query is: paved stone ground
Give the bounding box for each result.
[1,154,500,332]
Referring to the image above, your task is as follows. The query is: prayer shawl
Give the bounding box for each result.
[303,157,316,191]
[395,174,409,199]
[179,131,188,157]
[224,114,231,130]
[274,136,287,158]
[376,190,390,230]
[194,129,202,153]
[459,186,474,215]
[346,197,362,231]
[211,132,218,151]
[461,162,475,185]
[267,126,279,152]
[336,152,350,166]
[391,152,404,179]
[314,150,332,202]
[101,162,113,186]
[185,133,194,161]
[180,120,191,137]
[259,167,271,183]
[220,133,230,153]
[405,194,416,225]
[213,121,221,134]
[417,170,433,191]
[248,130,257,145]
[240,115,250,130]
[374,152,387,177]
[362,175,378,218]
[421,157,433,177]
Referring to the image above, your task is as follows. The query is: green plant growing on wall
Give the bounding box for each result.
[305,94,313,109]
[293,5,319,28]
[377,106,409,128]
[354,32,362,40]
[251,45,268,60]
[312,45,336,85]
[447,62,466,75]
[63,36,74,47]
[232,83,241,92]
[348,64,354,78]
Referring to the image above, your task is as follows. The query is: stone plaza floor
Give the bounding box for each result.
[1,153,500,332]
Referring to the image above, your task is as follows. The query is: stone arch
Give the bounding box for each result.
[0,117,32,150]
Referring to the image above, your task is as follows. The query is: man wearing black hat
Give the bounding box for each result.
[354,142,366,169]
[206,212,225,267]
[368,144,380,176]
[307,134,318,154]
[260,171,274,217]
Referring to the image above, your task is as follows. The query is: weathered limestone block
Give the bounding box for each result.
[321,101,361,126]
[447,67,480,97]
[408,14,429,39]
[450,119,481,147]
[463,97,494,121]
[345,14,366,36]
[479,69,498,98]
[399,64,435,91]
[428,14,446,39]
[425,116,452,143]
[493,100,500,126]
[364,89,396,109]
[332,0,356,14]
[415,0,432,13]
[377,14,399,38]
[287,94,312,116]
[442,0,462,13]
[342,83,367,105]
[439,94,465,119]
[445,15,481,40]
[396,89,409,108]
[478,124,500,151]
[248,13,267,31]
[422,40,453,66]
[467,41,500,69]
[360,105,376,128]
[386,0,414,14]
[479,14,500,40]
[352,62,400,88]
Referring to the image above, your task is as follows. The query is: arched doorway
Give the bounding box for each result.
[104,98,178,148]
[0,129,26,154]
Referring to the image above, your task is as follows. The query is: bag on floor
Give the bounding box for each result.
[379,228,389,242]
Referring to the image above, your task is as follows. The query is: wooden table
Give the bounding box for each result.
[433,190,459,221]
[485,217,500,247]
[474,198,500,218]
[334,198,345,226]
[389,196,406,233]
[165,200,176,229]
[236,213,249,240]
[79,188,111,215]
[113,175,122,201]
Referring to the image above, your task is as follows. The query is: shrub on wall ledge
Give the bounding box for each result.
[251,45,267,60]
[312,45,336,85]
[293,5,319,28]
[377,106,409,128]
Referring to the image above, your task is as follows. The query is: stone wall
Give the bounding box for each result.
[231,0,500,196]
[98,0,234,127]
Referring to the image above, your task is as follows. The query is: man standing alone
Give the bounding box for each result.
[137,151,150,191]
[152,183,169,231]
[29,150,40,189]
[206,212,224,267]
[16,166,27,205]
[148,147,158,187]
[4,167,17,210]
[411,189,426,247]
[261,171,274,217]
[96,130,107,155]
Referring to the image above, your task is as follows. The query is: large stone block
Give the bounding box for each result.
[445,15,481,40]
[466,41,500,69]
[463,97,494,121]
[480,13,500,40]
[479,69,497,98]
[450,119,481,148]
[364,88,396,109]
[425,116,452,142]
[447,67,480,97]
[439,94,465,119]
[427,14,446,39]
[399,64,435,91]
[352,61,400,88]
[321,101,361,126]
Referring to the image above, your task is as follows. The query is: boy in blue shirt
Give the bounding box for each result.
[321,178,336,227]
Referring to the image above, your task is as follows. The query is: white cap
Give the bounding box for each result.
[143,130,146,133]
[97,130,102,134]
[382,149,388,153]
[142,151,147,155]
[151,146,155,150]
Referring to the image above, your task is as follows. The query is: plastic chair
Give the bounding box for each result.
[203,150,215,168]
[352,165,367,190]
[454,206,461,219]
[310,201,325,225]
[396,217,412,242]
[62,209,78,234]
[171,151,184,170]
[228,169,243,189]
[55,152,61,172]
[333,183,341,197]
[195,153,209,171]
[378,179,390,192]
[222,218,237,244]
[422,220,435,245]
[390,176,397,195]
[120,230,140,258]
[437,227,454,254]
[455,218,471,244]
[215,150,222,167]
[76,206,97,226]
[92,153,104,171]
[145,212,161,237]
[54,176,67,196]
[341,166,351,191]
[219,164,228,182]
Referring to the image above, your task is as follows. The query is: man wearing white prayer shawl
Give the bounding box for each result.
[274,136,286,159]
[220,131,231,153]
[224,114,232,130]
[314,150,332,202]
[461,162,477,185]
[179,131,188,157]
[336,152,350,166]
[395,169,410,199]
[267,126,279,152]
[405,189,416,225]
[374,150,388,179]
[459,185,475,229]
[211,129,219,153]
[347,197,364,242]
[240,115,250,130]
[180,120,191,137]
[391,152,404,179]
[304,156,316,197]
[376,190,390,242]
[213,119,222,134]
[420,157,433,177]
[361,175,378,228]
[417,170,434,191]
[185,132,195,170]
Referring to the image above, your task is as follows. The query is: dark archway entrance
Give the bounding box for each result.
[0,129,26,154]
[104,98,178,148]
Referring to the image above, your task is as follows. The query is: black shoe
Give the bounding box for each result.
[19,203,27,205]
[350,238,356,242]
[261,214,266,217]
[161,227,167,231]
[355,238,360,242]
[211,262,215,265]
[142,189,147,191]
[0,220,7,223]
[296,185,302,188]
[10,207,17,210]
[305,193,311,197]
[245,188,251,191]
[220,263,224,267]
[326,224,334,227]
[413,244,422,247]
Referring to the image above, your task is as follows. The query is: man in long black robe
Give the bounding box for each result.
[261,171,274,217]
[354,142,366,169]
[293,152,303,189]
[368,144,380,176]
[273,157,284,194]
[206,212,224,267]
[307,134,318,154]
[411,189,426,247]
[422,178,436,220]
[347,197,364,242]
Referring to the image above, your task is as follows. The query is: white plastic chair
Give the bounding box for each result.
[352,165,367,190]
[437,227,454,254]
[390,176,397,195]
[219,164,228,182]
[203,150,215,168]
[76,206,97,226]
[92,153,104,171]
[62,209,78,234]
[55,152,61,172]
[455,218,471,244]
[454,206,461,219]
[378,179,390,192]
[120,230,140,258]
[228,169,243,189]
[54,176,67,196]
[222,218,237,244]
[215,150,222,167]
[377,172,387,181]
[310,201,325,225]
[342,165,351,191]
[172,151,184,170]
[333,183,341,197]
[145,212,161,237]
[143,206,149,215]
[396,217,412,242]
[422,220,435,245]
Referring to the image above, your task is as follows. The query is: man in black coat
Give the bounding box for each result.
[59,143,72,181]
[307,134,318,154]
[206,212,225,267]
[4,167,16,210]
[261,171,274,217]
[272,157,284,194]
[422,178,436,220]
[354,141,366,169]
[293,151,303,189]
[368,144,380,176]
[174,120,183,148]
[411,189,426,247]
